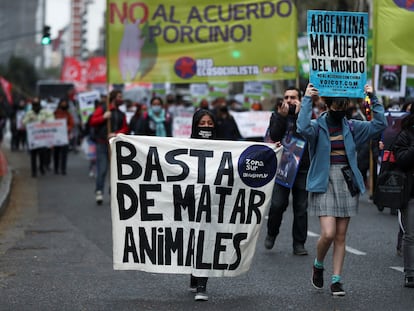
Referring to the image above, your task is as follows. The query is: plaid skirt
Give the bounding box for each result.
[308,164,359,217]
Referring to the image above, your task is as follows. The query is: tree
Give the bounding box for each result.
[3,56,38,98]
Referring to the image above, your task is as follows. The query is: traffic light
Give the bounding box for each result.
[41,25,51,45]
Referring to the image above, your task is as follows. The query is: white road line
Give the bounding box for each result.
[308,231,366,255]
[345,246,367,255]
[390,266,404,273]
[307,231,319,237]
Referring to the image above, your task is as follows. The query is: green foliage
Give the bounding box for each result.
[3,56,38,98]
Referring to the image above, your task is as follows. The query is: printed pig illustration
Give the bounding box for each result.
[118,19,145,81]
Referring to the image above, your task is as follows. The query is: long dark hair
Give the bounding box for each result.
[190,109,216,138]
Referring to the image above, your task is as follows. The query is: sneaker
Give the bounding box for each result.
[194,286,208,301]
[405,276,414,288]
[293,244,308,256]
[330,282,346,296]
[96,191,103,205]
[264,235,276,249]
[311,266,324,289]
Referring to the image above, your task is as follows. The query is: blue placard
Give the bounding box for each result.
[307,10,369,98]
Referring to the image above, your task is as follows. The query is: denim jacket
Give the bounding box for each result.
[297,95,387,193]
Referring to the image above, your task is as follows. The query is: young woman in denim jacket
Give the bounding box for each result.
[297,83,387,296]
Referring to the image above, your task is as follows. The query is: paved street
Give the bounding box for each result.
[0,144,412,311]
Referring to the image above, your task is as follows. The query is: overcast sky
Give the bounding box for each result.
[46,0,106,51]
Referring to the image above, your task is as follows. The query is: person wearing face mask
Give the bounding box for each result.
[22,97,54,177]
[53,98,74,175]
[89,90,129,204]
[264,86,311,256]
[213,98,242,140]
[297,83,387,296]
[188,109,216,301]
[141,96,172,137]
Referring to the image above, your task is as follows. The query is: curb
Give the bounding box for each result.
[0,149,12,217]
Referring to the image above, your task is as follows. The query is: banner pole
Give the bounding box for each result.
[105,0,111,136]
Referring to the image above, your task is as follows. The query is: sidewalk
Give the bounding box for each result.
[0,146,12,217]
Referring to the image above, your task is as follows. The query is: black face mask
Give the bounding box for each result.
[32,105,41,113]
[219,106,228,113]
[195,127,215,139]
[61,106,69,110]
[346,107,356,119]
[288,105,296,115]
[329,110,346,122]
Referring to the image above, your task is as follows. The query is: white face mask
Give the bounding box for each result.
[313,107,319,115]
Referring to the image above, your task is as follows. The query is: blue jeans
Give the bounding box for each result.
[401,200,414,277]
[95,143,109,193]
[266,171,308,246]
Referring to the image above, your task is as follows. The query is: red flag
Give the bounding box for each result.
[60,57,87,92]
[0,76,13,105]
[86,57,107,83]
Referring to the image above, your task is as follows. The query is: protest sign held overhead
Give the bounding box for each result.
[107,0,298,83]
[307,10,368,98]
[110,135,281,277]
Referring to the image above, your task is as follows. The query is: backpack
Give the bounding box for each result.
[373,134,411,210]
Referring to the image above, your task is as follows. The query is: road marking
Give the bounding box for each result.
[308,231,366,255]
[345,246,366,255]
[307,231,319,237]
[390,266,404,273]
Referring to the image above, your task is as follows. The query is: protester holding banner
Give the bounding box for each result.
[22,98,54,177]
[213,99,242,141]
[53,98,74,175]
[187,108,218,301]
[89,90,129,204]
[297,83,387,296]
[140,96,172,137]
[393,105,414,288]
[264,87,310,256]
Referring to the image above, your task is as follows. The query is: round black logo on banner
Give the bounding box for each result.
[238,145,277,188]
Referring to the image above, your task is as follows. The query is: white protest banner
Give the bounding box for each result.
[230,111,272,139]
[172,111,193,138]
[26,119,68,150]
[78,91,100,124]
[307,10,368,98]
[110,135,281,277]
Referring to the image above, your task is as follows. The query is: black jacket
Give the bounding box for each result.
[394,126,414,196]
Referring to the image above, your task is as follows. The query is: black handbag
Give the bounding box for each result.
[341,165,360,197]
[374,149,411,210]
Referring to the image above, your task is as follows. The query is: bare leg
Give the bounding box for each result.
[332,217,350,276]
[316,216,336,262]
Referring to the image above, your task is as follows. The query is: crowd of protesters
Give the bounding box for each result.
[1,83,413,299]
